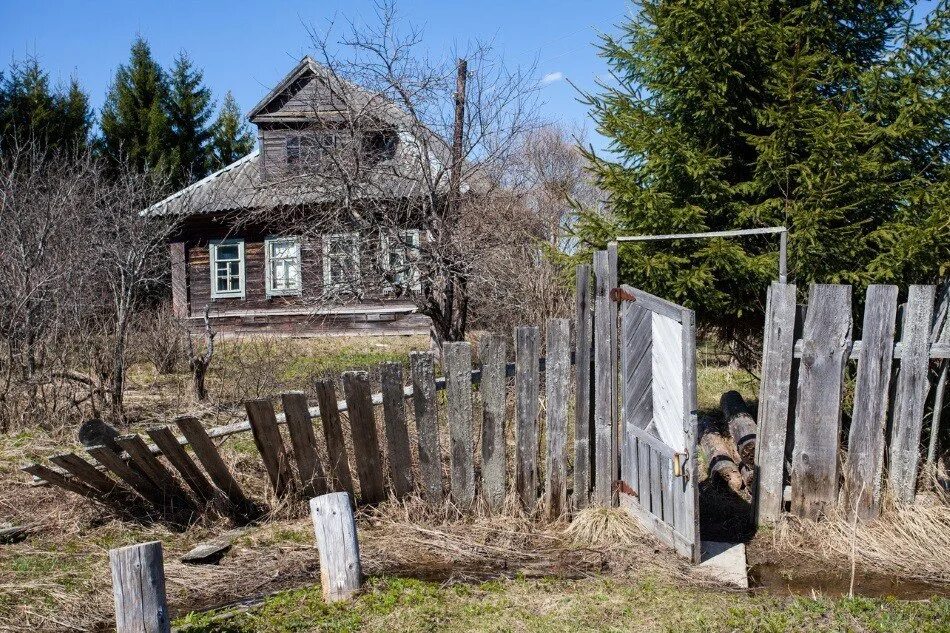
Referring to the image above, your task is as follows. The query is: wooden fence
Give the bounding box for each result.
[756,283,950,523]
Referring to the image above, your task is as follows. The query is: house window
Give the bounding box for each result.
[286,136,300,164]
[287,132,342,166]
[209,239,245,299]
[364,131,398,162]
[265,237,302,296]
[381,229,420,291]
[322,233,360,294]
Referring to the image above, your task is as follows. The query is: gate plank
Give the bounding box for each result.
[680,308,700,563]
[593,250,614,505]
[342,371,386,505]
[573,264,593,510]
[478,333,507,511]
[755,283,797,523]
[845,285,898,518]
[282,392,328,498]
[888,284,936,503]
[791,284,852,520]
[515,326,541,512]
[410,351,443,503]
[444,342,475,506]
[245,399,295,498]
[545,318,570,519]
[651,313,685,451]
[380,362,414,499]
[621,301,653,500]
[314,380,354,496]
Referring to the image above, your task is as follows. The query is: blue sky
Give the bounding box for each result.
[1,1,941,153]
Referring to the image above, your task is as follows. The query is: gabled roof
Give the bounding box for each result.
[247,57,319,121]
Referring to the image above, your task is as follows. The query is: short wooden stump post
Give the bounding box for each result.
[109,541,170,633]
[310,491,362,602]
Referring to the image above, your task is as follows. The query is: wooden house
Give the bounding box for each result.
[149,57,444,336]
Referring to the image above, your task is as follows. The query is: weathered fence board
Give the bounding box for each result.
[479,333,507,511]
[651,312,685,450]
[146,427,218,503]
[845,284,898,519]
[309,492,362,602]
[791,284,852,520]
[380,362,414,498]
[608,243,619,499]
[282,392,328,498]
[410,352,443,503]
[22,463,104,502]
[50,453,122,497]
[593,250,614,505]
[342,371,386,505]
[574,264,593,509]
[620,300,652,504]
[174,416,252,511]
[314,380,354,497]
[444,342,476,506]
[110,541,170,633]
[888,284,936,503]
[116,435,193,509]
[545,318,570,518]
[515,325,540,512]
[245,399,295,498]
[87,444,167,508]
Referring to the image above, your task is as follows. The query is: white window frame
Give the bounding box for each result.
[380,229,421,292]
[209,238,245,299]
[322,232,361,295]
[264,236,303,297]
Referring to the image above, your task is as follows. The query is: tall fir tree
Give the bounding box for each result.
[0,57,93,153]
[166,52,214,186]
[100,36,172,174]
[575,1,949,342]
[209,90,255,170]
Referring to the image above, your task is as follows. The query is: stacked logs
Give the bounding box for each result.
[700,390,757,498]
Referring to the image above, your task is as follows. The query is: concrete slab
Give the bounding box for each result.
[699,540,748,588]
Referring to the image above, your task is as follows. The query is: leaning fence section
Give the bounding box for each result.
[756,282,950,523]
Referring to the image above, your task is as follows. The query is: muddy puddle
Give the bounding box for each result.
[749,563,950,599]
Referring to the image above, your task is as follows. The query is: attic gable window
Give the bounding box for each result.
[209,239,245,299]
[286,132,343,166]
[265,237,302,296]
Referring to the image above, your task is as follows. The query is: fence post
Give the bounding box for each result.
[310,492,362,602]
[545,318,570,519]
[515,325,540,512]
[109,541,170,633]
[573,264,593,510]
[593,250,614,505]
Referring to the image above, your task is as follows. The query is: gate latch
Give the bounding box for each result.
[609,287,636,302]
[673,452,687,478]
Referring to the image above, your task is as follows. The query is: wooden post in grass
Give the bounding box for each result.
[110,541,170,633]
[310,492,362,602]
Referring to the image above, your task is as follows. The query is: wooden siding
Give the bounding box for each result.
[169,242,188,318]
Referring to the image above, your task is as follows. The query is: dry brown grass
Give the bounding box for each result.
[769,493,950,584]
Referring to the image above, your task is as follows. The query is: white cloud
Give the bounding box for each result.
[541,71,564,85]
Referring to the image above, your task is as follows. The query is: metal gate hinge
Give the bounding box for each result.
[609,287,636,302]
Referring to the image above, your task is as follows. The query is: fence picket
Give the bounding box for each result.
[342,371,386,504]
[479,333,507,511]
[314,380,354,497]
[380,362,414,498]
[573,264,593,509]
[145,427,218,503]
[444,342,476,506]
[245,399,295,498]
[174,415,252,512]
[888,285,936,503]
[515,325,540,512]
[790,284,852,520]
[845,285,898,519]
[282,392,328,498]
[410,352,443,503]
[755,283,797,523]
[545,318,570,518]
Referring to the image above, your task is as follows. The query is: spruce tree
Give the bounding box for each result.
[208,91,255,170]
[166,52,214,186]
[575,1,949,343]
[100,36,171,173]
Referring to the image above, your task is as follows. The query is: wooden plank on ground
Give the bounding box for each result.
[282,392,328,498]
[245,399,295,498]
[790,284,852,520]
[314,380,354,496]
[174,416,253,511]
[380,362,414,499]
[479,333,507,512]
[444,342,476,506]
[545,318,570,518]
[845,285,898,519]
[515,325,540,512]
[342,371,386,504]
[146,427,218,503]
[410,352,443,503]
[593,250,614,505]
[574,264,593,510]
[888,284,936,503]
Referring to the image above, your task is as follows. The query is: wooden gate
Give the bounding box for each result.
[616,285,700,562]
